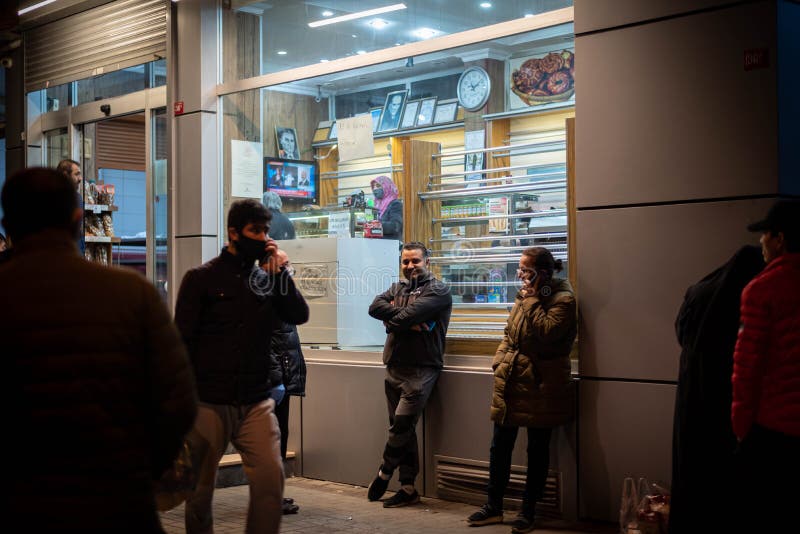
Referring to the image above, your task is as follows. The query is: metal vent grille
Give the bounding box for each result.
[434,455,562,519]
[24,0,166,92]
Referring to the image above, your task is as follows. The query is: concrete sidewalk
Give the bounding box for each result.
[159,477,616,533]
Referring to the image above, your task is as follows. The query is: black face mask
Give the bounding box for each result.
[235,235,267,264]
[373,187,385,200]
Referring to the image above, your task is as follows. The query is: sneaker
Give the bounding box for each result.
[281,501,299,514]
[282,497,294,505]
[467,504,503,526]
[367,474,390,501]
[510,513,535,533]
[382,489,420,508]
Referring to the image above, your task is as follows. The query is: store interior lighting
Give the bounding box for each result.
[18,0,58,15]
[412,27,439,39]
[368,19,390,30]
[308,3,407,28]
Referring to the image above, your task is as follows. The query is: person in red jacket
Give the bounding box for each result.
[732,199,800,530]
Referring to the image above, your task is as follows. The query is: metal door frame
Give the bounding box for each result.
[34,86,167,284]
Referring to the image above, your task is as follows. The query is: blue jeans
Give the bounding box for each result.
[487,423,552,518]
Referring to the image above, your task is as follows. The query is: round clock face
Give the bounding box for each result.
[457,67,491,111]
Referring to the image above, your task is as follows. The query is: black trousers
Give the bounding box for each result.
[274,395,291,460]
[487,423,552,518]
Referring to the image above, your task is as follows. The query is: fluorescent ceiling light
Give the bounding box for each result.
[320,59,330,63]
[277,50,287,55]
[322,10,333,17]
[412,27,439,39]
[18,0,58,16]
[356,50,367,55]
[308,3,406,28]
[368,19,389,29]
[480,2,492,8]
[524,13,534,18]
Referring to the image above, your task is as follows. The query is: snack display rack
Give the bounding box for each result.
[83,179,120,265]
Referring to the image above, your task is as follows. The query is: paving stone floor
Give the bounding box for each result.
[160,477,617,533]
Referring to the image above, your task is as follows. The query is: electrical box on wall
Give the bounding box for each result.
[279,237,400,347]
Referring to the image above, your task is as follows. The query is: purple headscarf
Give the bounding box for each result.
[371,175,399,218]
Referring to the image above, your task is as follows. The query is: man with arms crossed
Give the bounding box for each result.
[367,242,452,507]
[176,199,309,534]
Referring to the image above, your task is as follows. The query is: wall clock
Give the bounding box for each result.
[457,66,491,112]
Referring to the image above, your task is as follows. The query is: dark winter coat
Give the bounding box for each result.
[670,245,763,534]
[272,321,307,396]
[2,231,198,533]
[369,272,452,368]
[268,208,296,240]
[379,199,403,240]
[490,278,577,428]
[175,248,309,405]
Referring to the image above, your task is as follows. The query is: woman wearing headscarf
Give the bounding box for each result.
[467,247,577,533]
[370,175,403,240]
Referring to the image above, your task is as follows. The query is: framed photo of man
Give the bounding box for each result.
[377,90,408,132]
[275,126,300,160]
[400,100,420,129]
[416,96,437,127]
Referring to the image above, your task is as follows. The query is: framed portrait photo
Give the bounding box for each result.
[275,126,300,160]
[370,108,382,132]
[400,100,420,129]
[416,96,437,127]
[328,121,338,140]
[433,99,458,124]
[377,89,408,133]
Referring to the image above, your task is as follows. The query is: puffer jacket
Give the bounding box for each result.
[272,321,307,396]
[732,252,800,439]
[490,278,577,428]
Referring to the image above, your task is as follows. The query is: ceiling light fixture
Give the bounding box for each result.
[480,2,492,8]
[368,19,390,29]
[18,0,58,16]
[412,27,439,39]
[277,50,287,55]
[320,59,330,63]
[357,50,367,55]
[524,13,534,18]
[322,10,333,17]
[308,3,406,28]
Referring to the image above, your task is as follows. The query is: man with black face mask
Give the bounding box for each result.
[175,199,309,534]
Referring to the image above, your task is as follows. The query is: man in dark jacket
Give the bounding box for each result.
[1,168,197,533]
[263,191,296,240]
[175,199,309,534]
[366,242,452,507]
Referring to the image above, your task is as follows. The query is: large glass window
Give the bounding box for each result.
[46,83,70,112]
[45,128,69,167]
[76,65,147,105]
[223,0,573,82]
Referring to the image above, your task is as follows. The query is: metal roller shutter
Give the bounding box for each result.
[96,115,146,171]
[24,0,166,93]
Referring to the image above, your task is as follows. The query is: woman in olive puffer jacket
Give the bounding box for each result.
[467,247,577,534]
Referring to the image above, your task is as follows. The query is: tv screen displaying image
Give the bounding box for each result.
[264,158,317,200]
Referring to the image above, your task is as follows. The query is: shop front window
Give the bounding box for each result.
[76,64,147,104]
[222,0,573,82]
[46,83,70,112]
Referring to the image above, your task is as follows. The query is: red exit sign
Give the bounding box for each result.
[744,49,769,71]
[173,100,185,115]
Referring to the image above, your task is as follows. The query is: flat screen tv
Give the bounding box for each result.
[264,157,317,201]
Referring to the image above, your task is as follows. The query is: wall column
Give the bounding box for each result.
[170,0,220,306]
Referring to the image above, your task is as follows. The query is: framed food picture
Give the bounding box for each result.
[416,96,437,127]
[509,48,574,109]
[433,99,458,124]
[400,100,420,129]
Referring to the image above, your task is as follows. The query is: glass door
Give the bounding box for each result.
[150,108,168,299]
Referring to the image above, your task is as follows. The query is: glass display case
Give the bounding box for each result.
[285,206,379,239]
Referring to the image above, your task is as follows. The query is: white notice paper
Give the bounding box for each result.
[328,211,351,237]
[337,115,374,163]
[231,140,263,198]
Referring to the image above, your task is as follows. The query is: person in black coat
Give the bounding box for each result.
[263,191,296,240]
[270,250,307,514]
[669,245,764,533]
